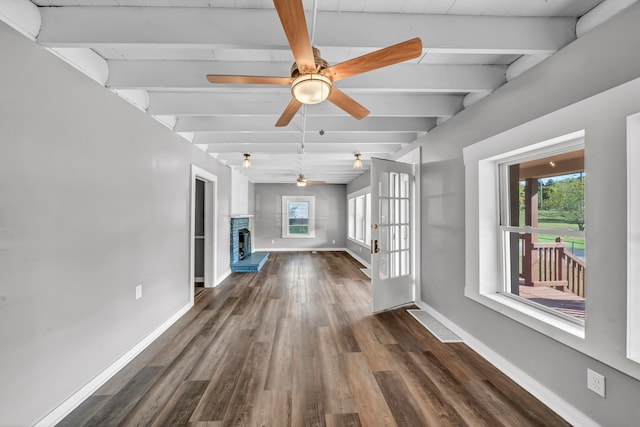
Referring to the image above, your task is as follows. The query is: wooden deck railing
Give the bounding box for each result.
[520,236,585,298]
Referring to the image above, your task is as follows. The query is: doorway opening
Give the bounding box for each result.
[189,165,218,306]
[194,178,205,293]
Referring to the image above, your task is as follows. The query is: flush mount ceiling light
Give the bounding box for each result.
[242,153,251,168]
[291,74,332,105]
[353,153,363,169]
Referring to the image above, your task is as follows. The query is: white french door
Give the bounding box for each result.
[370,158,415,312]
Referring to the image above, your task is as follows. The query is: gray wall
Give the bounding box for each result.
[0,21,232,426]
[345,170,372,266]
[414,5,640,426]
[346,238,371,266]
[248,181,256,216]
[253,184,346,250]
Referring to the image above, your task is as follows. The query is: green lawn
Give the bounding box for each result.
[289,225,309,234]
[520,209,585,251]
[538,214,584,252]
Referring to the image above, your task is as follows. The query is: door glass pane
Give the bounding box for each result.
[389,197,395,224]
[380,172,389,197]
[390,172,398,198]
[379,226,390,252]
[379,253,389,280]
[380,198,389,224]
[390,226,398,251]
[391,251,400,278]
[400,173,409,198]
[400,225,410,250]
[400,199,409,224]
[400,250,409,276]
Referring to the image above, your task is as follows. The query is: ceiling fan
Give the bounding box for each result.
[296,173,325,186]
[206,0,423,127]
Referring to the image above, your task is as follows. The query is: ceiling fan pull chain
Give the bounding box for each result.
[310,0,319,45]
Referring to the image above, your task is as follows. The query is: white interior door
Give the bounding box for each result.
[371,158,414,312]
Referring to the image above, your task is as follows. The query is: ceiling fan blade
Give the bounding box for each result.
[307,180,326,184]
[206,75,291,85]
[325,37,423,82]
[273,0,316,74]
[327,87,370,120]
[276,98,302,127]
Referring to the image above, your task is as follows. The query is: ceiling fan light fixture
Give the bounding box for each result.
[353,153,363,169]
[292,74,332,104]
[242,153,251,168]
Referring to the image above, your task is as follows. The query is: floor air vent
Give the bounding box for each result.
[407,309,463,343]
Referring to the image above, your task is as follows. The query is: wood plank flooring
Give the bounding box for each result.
[59,251,570,427]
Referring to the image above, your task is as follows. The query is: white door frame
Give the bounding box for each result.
[189,165,218,306]
[395,147,421,306]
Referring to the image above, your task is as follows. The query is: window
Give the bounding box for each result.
[628,112,640,363]
[499,149,586,323]
[348,197,355,239]
[348,190,371,246]
[464,129,586,338]
[282,195,315,238]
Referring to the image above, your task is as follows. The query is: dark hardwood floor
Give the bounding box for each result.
[59,251,570,426]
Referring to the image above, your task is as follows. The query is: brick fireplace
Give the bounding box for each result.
[230,216,269,273]
[230,217,250,264]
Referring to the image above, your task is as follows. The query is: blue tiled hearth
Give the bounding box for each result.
[230,217,268,273]
[231,252,269,273]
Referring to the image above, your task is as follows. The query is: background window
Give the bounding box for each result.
[288,201,309,234]
[282,196,315,238]
[348,198,355,239]
[348,191,371,246]
[355,195,366,241]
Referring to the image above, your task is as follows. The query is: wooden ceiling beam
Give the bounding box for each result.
[147,92,463,117]
[37,7,575,55]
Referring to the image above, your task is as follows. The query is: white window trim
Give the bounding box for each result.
[627,112,640,363]
[464,129,586,340]
[282,195,315,238]
[347,187,371,248]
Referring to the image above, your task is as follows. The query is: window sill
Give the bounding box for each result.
[348,237,370,250]
[465,289,585,340]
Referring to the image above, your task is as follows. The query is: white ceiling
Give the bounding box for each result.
[26,0,606,184]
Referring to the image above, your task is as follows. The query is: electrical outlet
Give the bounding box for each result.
[332,240,336,244]
[587,369,605,398]
[271,240,275,244]
[135,284,142,300]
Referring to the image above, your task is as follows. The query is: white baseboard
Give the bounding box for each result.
[345,249,371,269]
[215,269,231,287]
[253,247,347,252]
[34,302,193,427]
[415,301,598,427]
